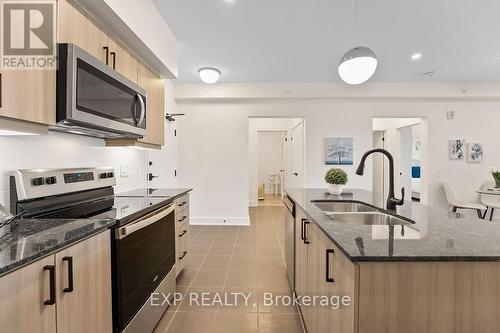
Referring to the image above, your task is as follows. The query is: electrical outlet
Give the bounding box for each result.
[120,164,129,177]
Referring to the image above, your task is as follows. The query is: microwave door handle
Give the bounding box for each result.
[137,94,145,127]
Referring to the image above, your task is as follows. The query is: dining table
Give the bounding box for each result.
[476,188,500,221]
[476,188,500,195]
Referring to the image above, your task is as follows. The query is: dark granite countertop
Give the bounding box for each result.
[286,188,500,262]
[0,218,116,277]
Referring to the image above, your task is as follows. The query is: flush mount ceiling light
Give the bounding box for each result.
[198,67,221,84]
[411,53,422,60]
[338,47,378,85]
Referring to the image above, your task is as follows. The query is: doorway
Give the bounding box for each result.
[248,117,305,207]
[372,118,427,207]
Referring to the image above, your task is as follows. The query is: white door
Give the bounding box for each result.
[397,126,413,202]
[372,130,386,207]
[281,133,287,197]
[289,122,304,189]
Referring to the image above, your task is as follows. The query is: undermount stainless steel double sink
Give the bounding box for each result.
[312,201,414,226]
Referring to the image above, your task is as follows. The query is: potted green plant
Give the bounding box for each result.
[492,168,500,188]
[325,168,348,195]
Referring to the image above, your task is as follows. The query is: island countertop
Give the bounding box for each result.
[286,188,500,262]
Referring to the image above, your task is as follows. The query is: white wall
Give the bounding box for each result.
[257,131,284,194]
[0,80,179,209]
[0,132,147,207]
[146,80,179,188]
[175,83,500,224]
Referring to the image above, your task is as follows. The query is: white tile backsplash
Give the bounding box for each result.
[0,131,147,206]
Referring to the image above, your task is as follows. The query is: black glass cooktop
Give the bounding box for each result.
[115,188,174,198]
[92,197,168,221]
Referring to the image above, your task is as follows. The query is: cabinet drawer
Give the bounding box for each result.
[176,209,189,224]
[175,195,189,211]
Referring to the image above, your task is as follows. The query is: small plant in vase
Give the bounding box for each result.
[492,168,500,188]
[325,168,348,195]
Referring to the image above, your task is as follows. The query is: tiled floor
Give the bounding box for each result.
[258,195,284,207]
[153,203,304,333]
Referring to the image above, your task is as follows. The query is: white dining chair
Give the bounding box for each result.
[442,183,487,219]
[480,181,500,221]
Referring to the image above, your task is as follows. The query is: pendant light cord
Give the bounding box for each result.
[355,0,358,31]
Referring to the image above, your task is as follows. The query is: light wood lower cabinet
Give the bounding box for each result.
[294,205,310,326]
[0,231,112,333]
[175,194,190,276]
[295,205,500,333]
[0,255,56,333]
[55,231,112,333]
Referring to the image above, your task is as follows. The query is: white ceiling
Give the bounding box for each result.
[153,0,500,83]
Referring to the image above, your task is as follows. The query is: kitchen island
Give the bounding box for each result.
[286,188,500,333]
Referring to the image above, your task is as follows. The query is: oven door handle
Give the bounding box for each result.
[117,203,175,239]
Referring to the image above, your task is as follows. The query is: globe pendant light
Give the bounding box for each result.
[337,0,377,85]
[338,46,378,85]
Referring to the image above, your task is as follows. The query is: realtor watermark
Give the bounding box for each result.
[1,0,56,70]
[151,291,352,311]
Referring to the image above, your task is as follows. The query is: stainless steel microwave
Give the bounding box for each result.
[54,43,147,139]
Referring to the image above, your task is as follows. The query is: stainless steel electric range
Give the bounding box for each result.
[9,168,176,333]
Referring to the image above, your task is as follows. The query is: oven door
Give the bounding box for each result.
[57,43,147,138]
[113,203,176,332]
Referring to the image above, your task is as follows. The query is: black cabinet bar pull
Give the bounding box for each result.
[178,251,187,260]
[326,249,335,283]
[178,216,187,222]
[43,265,56,305]
[303,221,310,244]
[62,256,74,293]
[103,46,109,65]
[178,201,187,207]
[300,218,306,240]
[178,230,187,237]
[110,52,116,69]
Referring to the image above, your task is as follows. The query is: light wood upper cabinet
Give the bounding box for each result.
[0,70,56,125]
[57,0,108,63]
[55,231,112,333]
[107,37,138,83]
[0,255,57,333]
[137,63,165,147]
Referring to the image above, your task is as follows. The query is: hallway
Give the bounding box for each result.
[153,203,303,333]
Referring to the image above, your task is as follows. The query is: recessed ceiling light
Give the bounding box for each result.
[225,0,236,3]
[198,67,221,84]
[411,53,422,60]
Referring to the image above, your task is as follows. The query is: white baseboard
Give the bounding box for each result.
[190,216,250,226]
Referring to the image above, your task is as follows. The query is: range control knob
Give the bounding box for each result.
[45,176,57,185]
[100,173,108,179]
[107,172,114,178]
[32,177,45,186]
